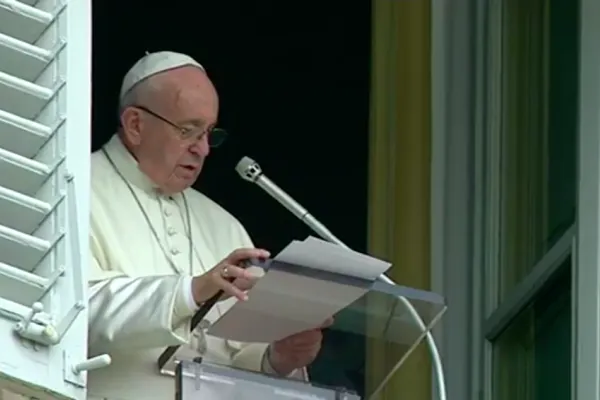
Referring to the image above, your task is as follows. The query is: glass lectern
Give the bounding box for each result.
[176,360,361,400]
[171,259,446,400]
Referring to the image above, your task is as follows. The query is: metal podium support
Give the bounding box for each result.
[176,360,361,400]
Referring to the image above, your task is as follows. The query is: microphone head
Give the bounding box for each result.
[235,156,262,182]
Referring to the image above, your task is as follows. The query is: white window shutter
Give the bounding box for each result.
[0,0,106,399]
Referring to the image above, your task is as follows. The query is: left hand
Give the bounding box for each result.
[268,318,334,376]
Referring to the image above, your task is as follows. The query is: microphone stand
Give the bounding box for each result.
[235,157,447,400]
[296,221,446,400]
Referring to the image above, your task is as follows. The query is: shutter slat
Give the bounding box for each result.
[0,0,98,397]
[0,260,53,306]
[0,71,55,119]
[17,0,39,6]
[0,109,53,158]
[0,147,52,195]
[0,185,53,233]
[0,223,51,271]
[0,1,53,43]
[0,32,54,81]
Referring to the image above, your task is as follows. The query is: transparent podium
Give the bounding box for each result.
[171,259,446,400]
[176,360,362,400]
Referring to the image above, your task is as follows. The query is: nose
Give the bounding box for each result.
[189,134,210,157]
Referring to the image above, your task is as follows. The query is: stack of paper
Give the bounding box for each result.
[207,237,391,343]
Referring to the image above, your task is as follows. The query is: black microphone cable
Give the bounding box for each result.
[157,259,259,371]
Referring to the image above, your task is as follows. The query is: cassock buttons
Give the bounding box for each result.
[170,247,180,255]
[167,227,176,236]
[163,208,172,217]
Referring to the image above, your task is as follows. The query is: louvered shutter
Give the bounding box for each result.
[0,0,107,399]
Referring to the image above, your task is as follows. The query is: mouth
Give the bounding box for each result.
[180,164,199,172]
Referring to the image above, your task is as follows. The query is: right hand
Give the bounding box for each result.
[191,248,270,304]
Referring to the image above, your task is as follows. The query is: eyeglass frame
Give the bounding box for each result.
[131,105,227,148]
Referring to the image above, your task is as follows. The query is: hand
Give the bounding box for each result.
[268,318,334,376]
[191,248,270,304]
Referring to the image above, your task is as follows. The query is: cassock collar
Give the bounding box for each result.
[103,134,159,194]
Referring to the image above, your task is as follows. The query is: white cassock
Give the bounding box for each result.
[85,134,305,400]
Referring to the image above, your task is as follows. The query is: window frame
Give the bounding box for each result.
[432,0,600,399]
[574,0,600,398]
[430,0,486,398]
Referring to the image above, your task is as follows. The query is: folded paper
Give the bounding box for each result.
[207,237,391,343]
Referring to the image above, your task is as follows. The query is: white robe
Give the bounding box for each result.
[85,135,302,399]
[0,135,304,400]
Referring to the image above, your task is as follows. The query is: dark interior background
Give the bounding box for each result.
[92,0,372,394]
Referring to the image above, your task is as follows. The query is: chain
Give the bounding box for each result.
[101,148,193,276]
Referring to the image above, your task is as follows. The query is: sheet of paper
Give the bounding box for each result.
[206,238,391,343]
[279,236,390,280]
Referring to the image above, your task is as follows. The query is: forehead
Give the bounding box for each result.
[175,88,218,126]
[162,67,219,125]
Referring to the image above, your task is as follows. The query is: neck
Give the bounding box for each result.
[117,132,140,162]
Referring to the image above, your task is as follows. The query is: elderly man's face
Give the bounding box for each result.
[121,67,219,194]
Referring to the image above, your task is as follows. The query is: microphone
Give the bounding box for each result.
[235,156,447,400]
[235,156,394,285]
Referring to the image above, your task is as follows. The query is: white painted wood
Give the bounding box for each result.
[0,148,53,196]
[430,1,486,400]
[0,32,57,81]
[0,0,94,398]
[0,185,55,234]
[0,71,57,119]
[0,109,57,158]
[0,1,53,43]
[575,0,600,398]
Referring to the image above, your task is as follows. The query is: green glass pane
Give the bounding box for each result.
[497,0,580,299]
[493,260,571,400]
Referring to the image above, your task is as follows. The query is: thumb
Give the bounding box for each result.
[320,317,334,329]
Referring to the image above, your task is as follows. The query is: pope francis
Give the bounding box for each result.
[82,51,329,400]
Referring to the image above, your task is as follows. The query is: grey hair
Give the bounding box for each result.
[117,77,165,121]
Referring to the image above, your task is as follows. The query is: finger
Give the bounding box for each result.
[277,344,320,357]
[216,278,249,301]
[245,265,265,278]
[219,264,254,281]
[320,317,334,329]
[279,330,322,345]
[217,264,262,301]
[286,339,321,351]
[295,331,322,344]
[281,318,333,339]
[215,265,253,299]
[285,343,321,353]
[273,339,321,354]
[227,248,271,264]
[286,323,328,339]
[233,275,260,291]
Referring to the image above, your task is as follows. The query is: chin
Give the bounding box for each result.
[182,172,201,189]
[160,178,196,195]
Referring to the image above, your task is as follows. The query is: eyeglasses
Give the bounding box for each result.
[133,105,228,148]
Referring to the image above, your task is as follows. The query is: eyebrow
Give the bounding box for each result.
[180,118,217,129]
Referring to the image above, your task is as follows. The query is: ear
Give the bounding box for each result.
[120,107,143,146]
